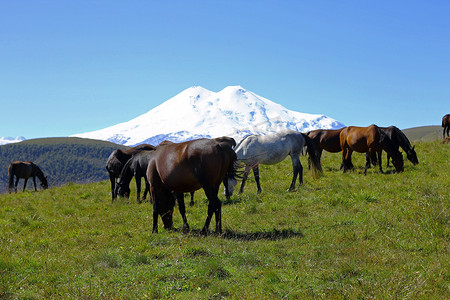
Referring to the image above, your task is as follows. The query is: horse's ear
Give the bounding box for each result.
[412,145,415,150]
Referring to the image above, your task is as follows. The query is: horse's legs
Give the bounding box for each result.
[189,192,195,206]
[253,165,262,194]
[14,177,19,193]
[364,152,371,175]
[202,188,222,234]
[288,156,302,191]
[238,165,252,194]
[32,176,37,191]
[175,193,190,232]
[143,180,150,202]
[23,178,28,192]
[342,148,353,172]
[135,175,142,204]
[386,153,391,167]
[109,174,116,202]
[377,150,384,174]
[151,194,159,233]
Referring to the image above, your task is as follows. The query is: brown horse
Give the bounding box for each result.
[146,138,238,234]
[307,128,345,168]
[340,125,404,175]
[442,114,450,138]
[8,161,49,193]
[106,144,155,202]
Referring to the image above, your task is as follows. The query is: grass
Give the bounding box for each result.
[0,141,449,299]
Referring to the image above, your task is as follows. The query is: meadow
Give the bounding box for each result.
[0,140,448,299]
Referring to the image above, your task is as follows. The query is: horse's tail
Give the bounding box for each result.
[8,164,14,193]
[217,142,245,184]
[301,133,323,178]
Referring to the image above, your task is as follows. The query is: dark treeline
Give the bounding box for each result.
[0,137,126,193]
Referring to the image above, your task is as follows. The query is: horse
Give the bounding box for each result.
[106,144,155,202]
[379,126,418,166]
[340,125,404,175]
[146,138,238,234]
[8,161,49,193]
[442,114,450,138]
[115,149,155,204]
[307,128,345,168]
[186,136,237,206]
[228,130,322,196]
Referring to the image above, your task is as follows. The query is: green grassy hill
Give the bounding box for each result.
[402,125,442,142]
[1,140,448,298]
[0,137,126,193]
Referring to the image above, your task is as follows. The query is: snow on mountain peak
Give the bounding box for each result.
[72,86,345,146]
[0,136,26,145]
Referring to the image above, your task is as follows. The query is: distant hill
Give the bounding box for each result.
[0,137,126,193]
[402,125,442,142]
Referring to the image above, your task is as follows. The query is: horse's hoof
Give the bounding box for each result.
[287,187,295,192]
[189,201,194,207]
[257,189,262,194]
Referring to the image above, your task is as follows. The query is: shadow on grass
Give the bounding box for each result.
[172,228,304,241]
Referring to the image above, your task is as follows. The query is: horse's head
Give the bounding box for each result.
[391,151,404,173]
[115,178,130,198]
[406,146,419,165]
[40,176,49,189]
[225,177,238,198]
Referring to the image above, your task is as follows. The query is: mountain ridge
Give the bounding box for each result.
[73,85,346,146]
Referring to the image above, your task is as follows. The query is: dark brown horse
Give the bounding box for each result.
[106,144,155,202]
[8,161,48,193]
[307,128,345,168]
[187,136,237,206]
[340,125,404,175]
[442,114,450,138]
[379,126,418,166]
[146,138,238,234]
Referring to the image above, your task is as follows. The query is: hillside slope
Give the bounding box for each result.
[0,137,125,193]
[402,125,443,142]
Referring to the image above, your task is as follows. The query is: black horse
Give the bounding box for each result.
[106,144,155,202]
[443,114,450,139]
[366,126,418,167]
[115,149,155,204]
[8,161,49,193]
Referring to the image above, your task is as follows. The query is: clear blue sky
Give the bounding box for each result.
[1,0,449,139]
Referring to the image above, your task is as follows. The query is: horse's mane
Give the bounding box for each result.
[390,126,413,150]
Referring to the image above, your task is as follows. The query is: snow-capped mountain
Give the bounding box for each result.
[0,136,26,145]
[73,86,345,146]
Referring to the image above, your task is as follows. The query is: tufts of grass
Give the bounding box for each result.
[0,141,448,298]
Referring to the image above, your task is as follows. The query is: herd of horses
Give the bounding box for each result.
[104,124,421,234]
[9,114,450,234]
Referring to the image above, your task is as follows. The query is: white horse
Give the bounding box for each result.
[228,130,322,195]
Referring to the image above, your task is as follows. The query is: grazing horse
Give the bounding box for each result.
[307,128,345,168]
[229,130,322,195]
[8,161,48,193]
[379,126,418,166]
[146,138,237,234]
[340,125,404,175]
[442,114,450,138]
[106,144,155,202]
[115,149,155,204]
[187,136,237,206]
